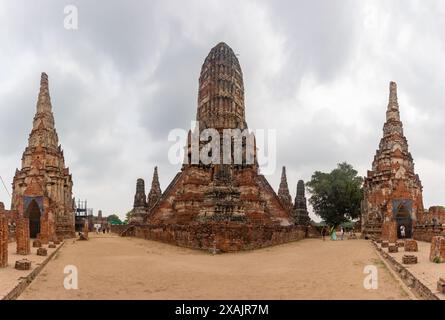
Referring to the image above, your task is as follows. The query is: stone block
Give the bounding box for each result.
[381,241,389,248]
[429,236,445,263]
[15,259,31,270]
[396,241,405,247]
[405,239,418,252]
[37,247,47,256]
[33,239,42,248]
[388,245,398,253]
[48,243,56,248]
[402,255,418,264]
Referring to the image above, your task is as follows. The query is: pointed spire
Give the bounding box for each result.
[293,180,310,225]
[133,178,147,208]
[147,166,162,211]
[278,166,292,211]
[296,180,305,197]
[36,72,52,114]
[28,72,58,148]
[388,81,398,107]
[386,81,400,121]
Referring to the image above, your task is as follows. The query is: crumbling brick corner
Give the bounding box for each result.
[0,202,8,268]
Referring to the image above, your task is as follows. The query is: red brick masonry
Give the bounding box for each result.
[115,223,313,252]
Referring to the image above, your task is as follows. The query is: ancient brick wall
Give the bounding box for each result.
[419,206,445,225]
[128,223,307,252]
[413,224,444,242]
[0,207,8,268]
[110,224,130,235]
[16,218,30,255]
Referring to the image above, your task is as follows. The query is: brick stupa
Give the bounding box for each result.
[146,43,292,228]
[362,82,424,242]
[11,73,75,242]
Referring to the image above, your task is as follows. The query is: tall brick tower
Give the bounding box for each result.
[11,73,75,241]
[278,166,293,213]
[147,166,162,213]
[362,82,424,242]
[293,180,310,225]
[147,42,291,227]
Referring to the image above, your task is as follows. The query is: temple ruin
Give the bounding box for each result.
[277,167,293,214]
[11,73,75,243]
[130,167,162,223]
[293,180,311,226]
[362,82,424,242]
[125,42,311,251]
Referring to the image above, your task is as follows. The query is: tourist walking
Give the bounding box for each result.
[400,225,406,239]
[340,227,345,240]
[321,226,326,241]
[330,226,337,241]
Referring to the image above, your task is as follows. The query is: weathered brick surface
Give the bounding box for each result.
[0,203,8,268]
[388,245,398,253]
[402,255,418,264]
[36,247,47,256]
[16,218,30,255]
[405,239,418,252]
[419,206,445,226]
[32,239,42,248]
[127,223,307,252]
[429,236,445,263]
[15,259,31,270]
[413,224,444,242]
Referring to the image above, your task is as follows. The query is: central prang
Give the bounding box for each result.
[127,42,313,252]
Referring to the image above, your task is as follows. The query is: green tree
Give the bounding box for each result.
[107,214,123,225]
[123,210,133,224]
[306,162,363,227]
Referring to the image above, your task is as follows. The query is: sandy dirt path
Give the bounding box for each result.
[19,234,409,300]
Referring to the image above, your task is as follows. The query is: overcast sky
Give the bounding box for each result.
[1,0,445,220]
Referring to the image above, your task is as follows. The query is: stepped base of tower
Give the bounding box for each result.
[147,165,293,226]
[122,222,312,252]
[126,165,315,252]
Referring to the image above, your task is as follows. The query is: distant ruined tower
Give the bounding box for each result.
[147,167,162,213]
[293,180,310,225]
[11,73,75,241]
[362,82,424,242]
[131,178,147,224]
[277,166,293,213]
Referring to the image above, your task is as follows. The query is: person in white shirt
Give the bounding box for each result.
[400,225,406,239]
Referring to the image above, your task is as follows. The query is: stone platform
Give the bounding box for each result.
[373,240,445,300]
[0,240,64,300]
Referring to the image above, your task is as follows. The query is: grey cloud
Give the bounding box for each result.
[1,0,445,219]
